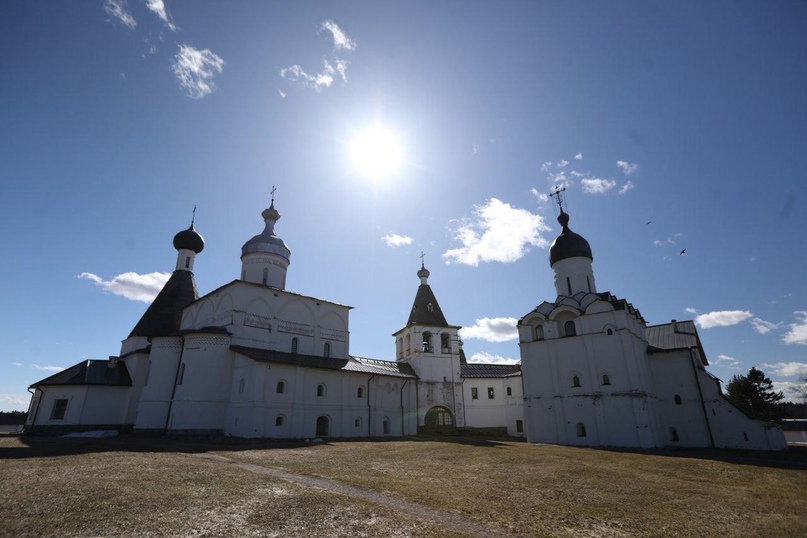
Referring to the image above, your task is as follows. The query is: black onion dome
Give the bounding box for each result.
[549,211,592,265]
[173,224,205,253]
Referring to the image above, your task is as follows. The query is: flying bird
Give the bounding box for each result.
[646,220,652,225]
[679,249,686,256]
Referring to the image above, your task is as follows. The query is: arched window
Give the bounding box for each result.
[276,380,286,394]
[275,415,285,427]
[383,416,391,435]
[424,406,453,429]
[316,415,330,437]
[674,394,682,405]
[185,256,190,269]
[441,333,450,353]
[566,276,572,295]
[317,383,326,397]
[576,422,587,437]
[516,420,523,433]
[535,325,544,341]
[177,363,186,385]
[564,320,576,337]
[422,332,432,353]
[606,328,613,335]
[262,268,268,285]
[355,417,362,428]
[357,386,364,398]
[323,342,331,358]
[427,303,434,312]
[397,337,403,357]
[669,427,679,442]
[572,375,581,388]
[506,386,513,396]
[291,337,298,354]
[238,378,245,394]
[405,334,411,353]
[602,374,611,386]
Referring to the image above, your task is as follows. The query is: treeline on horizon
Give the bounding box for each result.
[0,411,27,424]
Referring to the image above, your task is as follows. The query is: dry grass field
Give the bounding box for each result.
[1,434,805,537]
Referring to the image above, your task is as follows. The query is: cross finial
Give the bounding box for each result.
[191,205,197,227]
[420,251,426,267]
[270,185,277,205]
[550,185,566,213]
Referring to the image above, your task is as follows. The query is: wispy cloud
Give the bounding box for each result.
[145,0,177,31]
[684,307,698,314]
[459,317,518,343]
[616,160,638,175]
[31,364,65,373]
[762,361,807,377]
[443,198,550,266]
[530,188,549,203]
[750,318,783,335]
[0,393,30,411]
[619,181,634,195]
[280,62,337,89]
[574,152,583,160]
[581,178,616,194]
[540,161,552,172]
[715,354,743,370]
[79,271,170,303]
[382,234,413,248]
[783,311,807,345]
[467,351,519,365]
[695,310,753,329]
[103,0,136,29]
[653,233,683,246]
[11,362,22,367]
[321,20,356,51]
[557,160,569,168]
[171,44,225,98]
[278,89,286,99]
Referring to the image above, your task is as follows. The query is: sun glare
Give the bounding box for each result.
[349,125,404,181]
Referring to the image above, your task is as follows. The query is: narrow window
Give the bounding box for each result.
[572,375,581,388]
[50,399,68,420]
[275,415,284,427]
[262,268,268,285]
[516,420,524,433]
[317,383,325,397]
[535,325,544,341]
[144,360,152,386]
[564,320,576,337]
[241,269,246,280]
[602,374,611,386]
[355,417,361,428]
[238,378,245,394]
[291,337,298,354]
[323,342,331,358]
[177,363,186,385]
[507,386,513,396]
[488,387,495,399]
[422,332,432,353]
[743,432,748,441]
[357,386,364,398]
[670,427,679,442]
[712,409,716,416]
[276,380,286,394]
[471,387,478,400]
[185,256,190,269]
[606,328,613,335]
[587,275,591,292]
[567,276,572,295]
[576,422,587,437]
[383,417,391,435]
[427,303,434,312]
[441,333,450,353]
[405,334,411,352]
[674,394,682,405]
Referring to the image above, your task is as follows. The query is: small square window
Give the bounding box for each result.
[471,387,478,400]
[51,399,68,420]
[516,420,523,433]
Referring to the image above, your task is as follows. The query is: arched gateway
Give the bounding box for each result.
[424,406,454,430]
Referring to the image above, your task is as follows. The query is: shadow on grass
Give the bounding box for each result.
[2,432,806,470]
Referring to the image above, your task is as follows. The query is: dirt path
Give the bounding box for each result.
[187,452,511,538]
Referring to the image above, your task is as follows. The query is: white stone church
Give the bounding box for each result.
[25,196,785,450]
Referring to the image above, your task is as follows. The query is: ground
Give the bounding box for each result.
[1,434,805,537]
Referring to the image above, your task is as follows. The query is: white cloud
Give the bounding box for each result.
[762,362,807,377]
[459,317,518,343]
[569,170,584,178]
[750,318,782,335]
[31,364,65,373]
[715,354,743,370]
[548,171,571,188]
[695,310,753,329]
[540,161,552,172]
[653,233,683,246]
[171,44,225,99]
[145,0,177,31]
[684,307,699,314]
[280,62,338,90]
[574,152,583,160]
[467,351,519,365]
[581,178,616,194]
[472,144,479,155]
[79,271,170,303]
[11,362,22,367]
[382,234,413,248]
[530,188,549,203]
[557,160,569,168]
[442,198,550,266]
[278,89,286,99]
[0,393,30,411]
[618,181,635,194]
[784,311,807,345]
[334,59,349,82]
[321,20,356,51]
[616,160,638,175]
[103,0,136,29]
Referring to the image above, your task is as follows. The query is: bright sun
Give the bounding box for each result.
[349,125,404,181]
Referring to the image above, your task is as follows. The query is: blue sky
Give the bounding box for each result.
[2,1,806,412]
